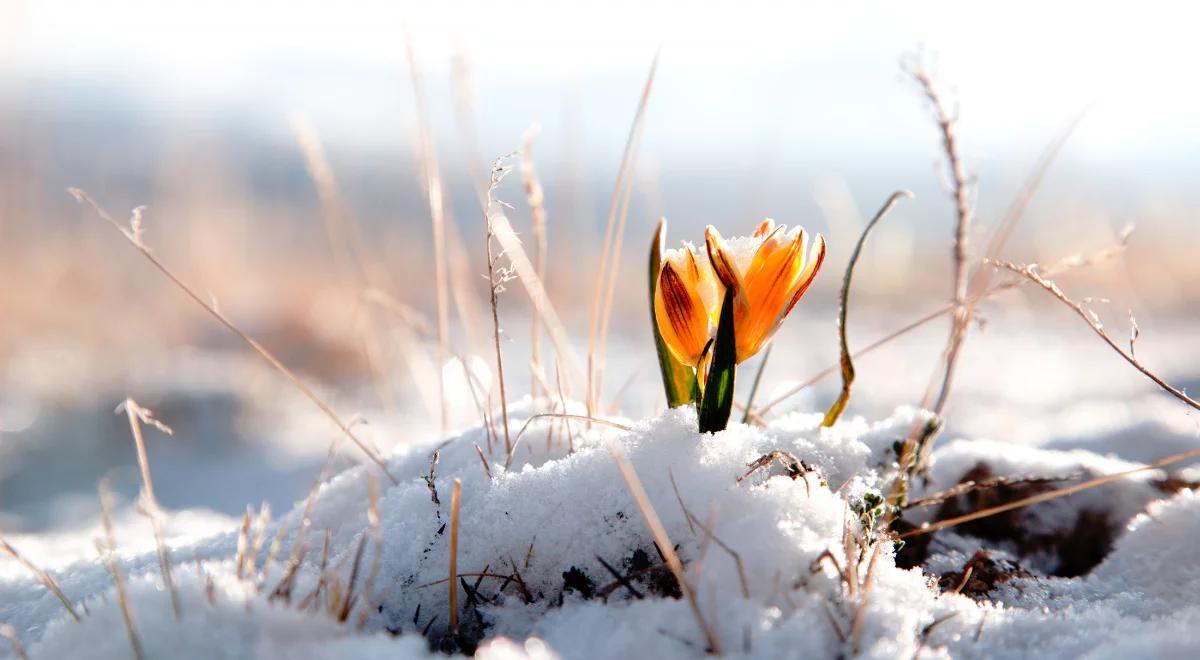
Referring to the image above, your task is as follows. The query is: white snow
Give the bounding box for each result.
[3,401,1199,659]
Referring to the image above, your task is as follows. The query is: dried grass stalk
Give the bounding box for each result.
[484,159,515,457]
[607,443,721,654]
[521,125,550,401]
[489,209,586,387]
[69,189,397,484]
[405,42,453,436]
[0,539,80,622]
[901,444,1200,538]
[587,53,658,415]
[97,479,144,660]
[448,478,463,637]
[118,398,181,619]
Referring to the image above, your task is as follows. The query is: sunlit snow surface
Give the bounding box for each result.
[3,392,1199,659]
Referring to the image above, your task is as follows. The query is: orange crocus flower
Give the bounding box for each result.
[706,219,826,363]
[654,219,826,372]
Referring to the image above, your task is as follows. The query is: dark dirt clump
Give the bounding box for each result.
[896,462,1122,577]
[937,549,1031,601]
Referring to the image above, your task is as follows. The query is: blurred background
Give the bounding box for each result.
[2,1,1199,538]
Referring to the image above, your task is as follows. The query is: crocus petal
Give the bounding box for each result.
[704,225,743,293]
[782,233,826,317]
[731,228,806,360]
[654,260,712,365]
[753,218,776,238]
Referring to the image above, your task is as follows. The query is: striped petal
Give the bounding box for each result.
[654,248,719,366]
[704,225,743,293]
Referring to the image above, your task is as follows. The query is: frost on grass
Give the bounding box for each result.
[4,404,1200,659]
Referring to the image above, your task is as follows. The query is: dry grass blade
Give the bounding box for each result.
[903,472,1079,510]
[292,118,404,416]
[607,443,722,654]
[912,612,961,660]
[0,624,28,660]
[968,111,1086,299]
[450,51,492,206]
[405,42,453,436]
[118,397,181,619]
[298,531,333,611]
[484,158,515,458]
[740,345,772,424]
[248,503,272,578]
[473,443,493,480]
[521,124,550,401]
[588,52,659,416]
[555,363,578,453]
[680,505,751,599]
[0,538,80,622]
[821,190,913,427]
[448,478,463,637]
[489,212,586,388]
[97,478,144,660]
[271,434,347,598]
[291,115,388,291]
[900,445,1200,538]
[336,534,369,622]
[850,542,883,655]
[69,189,397,485]
[362,474,383,616]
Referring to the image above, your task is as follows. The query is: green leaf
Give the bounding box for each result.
[698,287,737,433]
[649,218,699,408]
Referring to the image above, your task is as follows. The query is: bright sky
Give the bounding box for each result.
[4,0,1199,177]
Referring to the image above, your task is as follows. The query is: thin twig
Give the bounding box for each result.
[904,58,974,421]
[993,260,1200,411]
[69,190,397,484]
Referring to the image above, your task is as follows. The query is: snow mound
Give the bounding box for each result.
[5,405,1200,658]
